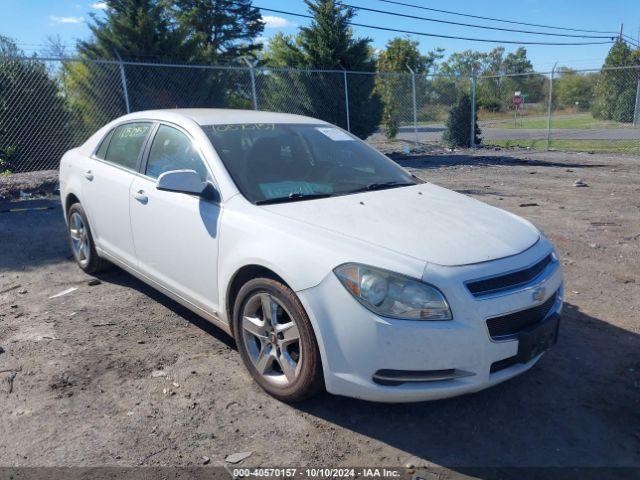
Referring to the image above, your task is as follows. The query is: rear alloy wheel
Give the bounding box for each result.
[67,203,110,274]
[233,278,323,402]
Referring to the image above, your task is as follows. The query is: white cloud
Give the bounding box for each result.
[263,15,296,29]
[50,15,85,24]
[91,2,108,10]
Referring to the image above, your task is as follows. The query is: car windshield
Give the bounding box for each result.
[204,123,418,204]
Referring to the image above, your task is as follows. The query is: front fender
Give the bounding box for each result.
[217,195,426,321]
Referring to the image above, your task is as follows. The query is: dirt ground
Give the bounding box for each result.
[0,148,639,475]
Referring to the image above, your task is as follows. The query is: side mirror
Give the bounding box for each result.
[156,169,206,195]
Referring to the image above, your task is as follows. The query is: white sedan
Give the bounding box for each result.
[59,109,563,402]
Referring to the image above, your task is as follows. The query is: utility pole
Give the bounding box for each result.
[619,23,624,41]
[546,62,557,150]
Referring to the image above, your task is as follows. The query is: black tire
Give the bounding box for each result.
[233,278,324,402]
[67,203,111,274]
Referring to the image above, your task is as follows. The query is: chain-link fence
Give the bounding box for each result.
[1,56,639,173]
[476,66,640,154]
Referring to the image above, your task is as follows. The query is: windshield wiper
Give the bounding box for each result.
[255,192,333,205]
[349,181,415,194]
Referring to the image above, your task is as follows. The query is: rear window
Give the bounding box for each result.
[94,129,114,159]
[104,122,152,170]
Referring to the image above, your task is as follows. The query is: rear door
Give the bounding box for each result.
[82,122,153,266]
[129,123,221,313]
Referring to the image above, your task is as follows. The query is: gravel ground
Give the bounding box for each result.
[0,149,639,475]
[0,170,59,201]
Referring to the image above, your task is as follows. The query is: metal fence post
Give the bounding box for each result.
[406,65,418,147]
[633,74,640,127]
[114,52,131,114]
[242,57,258,110]
[343,69,351,132]
[546,62,557,150]
[470,73,477,148]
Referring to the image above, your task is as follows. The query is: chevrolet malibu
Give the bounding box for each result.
[59,109,563,402]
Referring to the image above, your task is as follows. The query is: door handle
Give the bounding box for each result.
[133,190,148,204]
[84,170,94,181]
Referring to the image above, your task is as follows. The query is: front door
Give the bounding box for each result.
[129,123,221,314]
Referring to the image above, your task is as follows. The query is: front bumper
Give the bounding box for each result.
[296,241,563,403]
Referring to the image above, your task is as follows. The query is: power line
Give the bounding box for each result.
[339,2,615,39]
[371,0,619,35]
[620,34,640,47]
[253,6,616,46]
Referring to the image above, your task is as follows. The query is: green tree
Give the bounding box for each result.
[439,49,488,77]
[78,0,189,61]
[593,40,634,119]
[0,36,72,172]
[172,0,264,64]
[169,0,265,110]
[554,68,598,110]
[376,38,434,138]
[441,46,544,111]
[442,92,480,148]
[613,88,636,123]
[65,0,192,132]
[264,0,381,138]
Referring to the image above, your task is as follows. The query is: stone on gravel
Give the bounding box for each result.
[49,287,78,299]
[151,370,167,378]
[225,451,253,464]
[573,179,589,187]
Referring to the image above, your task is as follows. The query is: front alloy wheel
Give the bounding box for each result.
[233,278,323,402]
[242,292,302,386]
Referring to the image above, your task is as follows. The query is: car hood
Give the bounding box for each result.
[262,183,540,266]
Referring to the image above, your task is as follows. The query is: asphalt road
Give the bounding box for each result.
[367,124,640,143]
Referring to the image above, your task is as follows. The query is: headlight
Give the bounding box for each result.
[334,263,452,320]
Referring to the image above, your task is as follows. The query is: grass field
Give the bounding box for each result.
[480,112,631,130]
[489,138,640,154]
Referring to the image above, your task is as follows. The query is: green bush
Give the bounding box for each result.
[478,97,503,112]
[613,89,636,123]
[383,114,400,139]
[443,93,481,148]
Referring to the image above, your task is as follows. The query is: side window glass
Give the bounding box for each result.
[104,122,152,170]
[95,129,114,159]
[145,125,208,181]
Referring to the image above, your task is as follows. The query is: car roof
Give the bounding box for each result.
[119,108,329,126]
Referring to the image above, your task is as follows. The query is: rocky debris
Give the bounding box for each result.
[225,451,253,464]
[573,179,589,187]
[88,279,101,286]
[519,203,539,207]
[0,284,21,294]
[49,287,78,299]
[0,170,59,200]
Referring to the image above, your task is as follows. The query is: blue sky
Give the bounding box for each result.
[2,0,639,71]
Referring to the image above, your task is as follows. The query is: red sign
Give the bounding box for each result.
[513,95,523,106]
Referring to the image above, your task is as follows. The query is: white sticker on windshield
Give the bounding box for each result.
[315,127,354,141]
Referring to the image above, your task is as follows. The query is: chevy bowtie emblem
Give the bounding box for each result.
[532,285,547,302]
